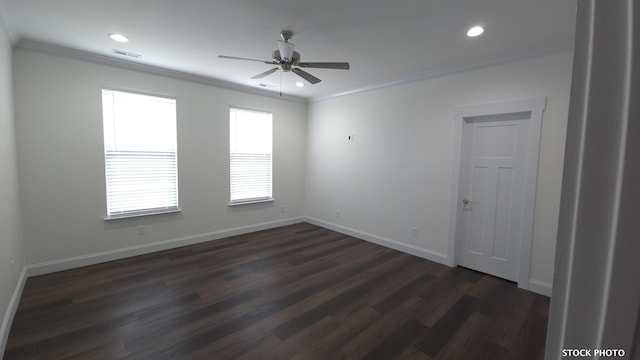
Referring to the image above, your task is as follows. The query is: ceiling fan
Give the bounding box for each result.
[219,30,350,85]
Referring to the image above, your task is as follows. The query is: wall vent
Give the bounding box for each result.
[112,49,142,59]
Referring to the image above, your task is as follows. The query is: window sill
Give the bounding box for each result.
[229,198,274,207]
[104,208,182,221]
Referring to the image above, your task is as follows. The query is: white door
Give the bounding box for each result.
[456,112,530,282]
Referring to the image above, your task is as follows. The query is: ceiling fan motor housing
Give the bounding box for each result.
[272,50,300,71]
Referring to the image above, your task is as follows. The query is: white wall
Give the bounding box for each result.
[305,51,573,289]
[13,49,307,268]
[0,21,27,354]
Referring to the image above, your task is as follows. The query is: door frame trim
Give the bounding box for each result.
[447,97,546,290]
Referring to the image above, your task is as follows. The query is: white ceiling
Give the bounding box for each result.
[0,0,576,100]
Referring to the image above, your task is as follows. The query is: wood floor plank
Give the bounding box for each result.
[128,251,402,358]
[274,315,341,359]
[415,271,477,327]
[361,319,428,360]
[6,291,201,358]
[487,288,536,350]
[331,257,433,322]
[271,252,409,341]
[414,295,480,357]
[342,296,428,359]
[124,245,397,358]
[4,223,550,360]
[431,311,493,360]
[372,272,438,314]
[289,306,382,360]
[505,311,548,360]
[397,347,434,360]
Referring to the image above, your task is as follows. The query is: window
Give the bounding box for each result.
[102,89,179,219]
[229,108,273,204]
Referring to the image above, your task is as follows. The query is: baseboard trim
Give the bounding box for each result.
[22,216,550,295]
[1,267,28,356]
[304,216,449,266]
[528,279,552,297]
[27,217,305,276]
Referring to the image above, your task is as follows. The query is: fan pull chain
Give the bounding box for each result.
[279,70,283,97]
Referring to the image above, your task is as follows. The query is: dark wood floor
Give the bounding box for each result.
[4,223,549,360]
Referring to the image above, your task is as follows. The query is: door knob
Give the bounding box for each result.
[462,199,470,205]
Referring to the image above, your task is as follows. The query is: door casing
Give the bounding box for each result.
[447,97,546,290]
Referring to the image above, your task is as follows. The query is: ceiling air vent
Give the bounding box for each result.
[112,49,142,59]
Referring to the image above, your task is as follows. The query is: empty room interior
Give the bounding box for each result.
[1,1,638,359]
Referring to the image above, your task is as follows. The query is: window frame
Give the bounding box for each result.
[102,88,180,220]
[229,107,274,206]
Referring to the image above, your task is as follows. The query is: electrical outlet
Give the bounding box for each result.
[280,205,285,213]
[136,225,146,236]
[336,210,341,218]
[411,227,419,237]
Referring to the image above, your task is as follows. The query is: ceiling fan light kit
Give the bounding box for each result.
[277,30,295,61]
[219,30,350,87]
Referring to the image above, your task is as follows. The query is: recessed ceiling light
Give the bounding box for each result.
[295,82,305,88]
[109,33,129,43]
[467,26,485,37]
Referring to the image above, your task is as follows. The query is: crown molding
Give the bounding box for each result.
[14,39,307,104]
[310,42,574,103]
[15,38,574,106]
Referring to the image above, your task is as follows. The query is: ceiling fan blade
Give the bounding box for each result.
[292,68,321,84]
[251,67,279,79]
[218,55,275,64]
[297,62,350,70]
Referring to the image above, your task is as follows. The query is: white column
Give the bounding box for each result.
[546,1,640,359]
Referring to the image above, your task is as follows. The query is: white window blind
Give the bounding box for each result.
[102,89,179,219]
[230,108,273,204]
